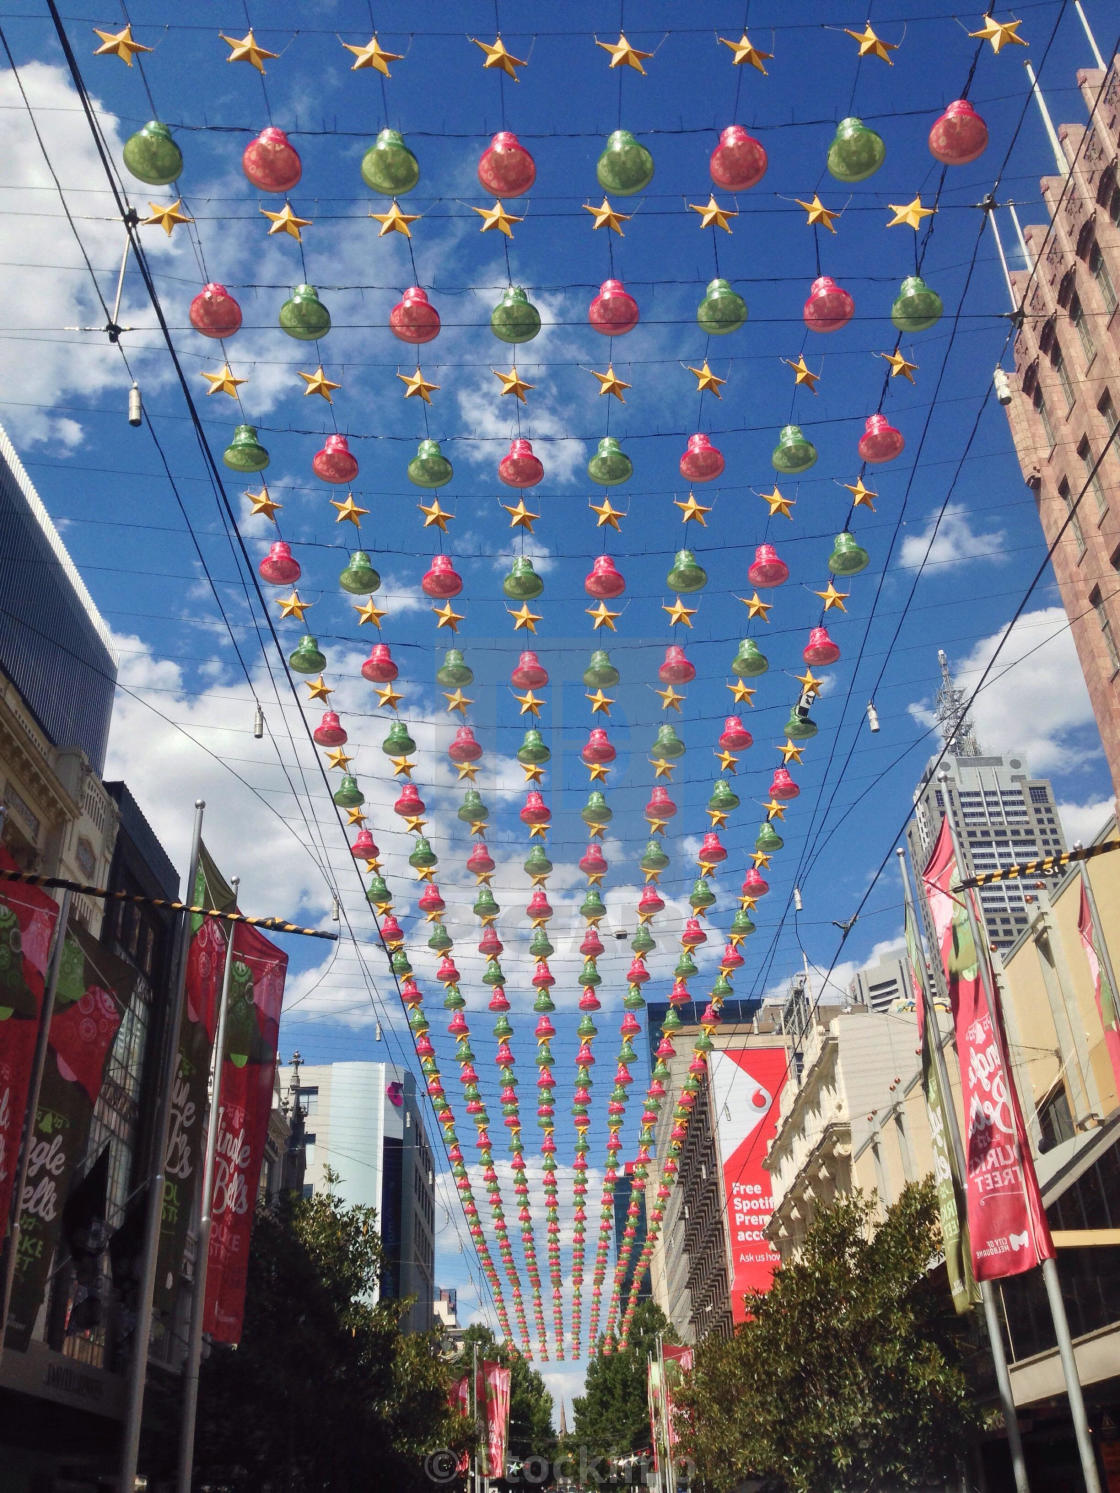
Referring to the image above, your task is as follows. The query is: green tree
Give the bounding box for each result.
[571,1300,673,1464]
[676,1179,982,1493]
[459,1322,557,1462]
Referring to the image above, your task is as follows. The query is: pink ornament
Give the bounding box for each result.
[659,644,695,684]
[585,554,625,598]
[189,283,242,339]
[421,554,462,598]
[858,413,904,463]
[394,783,423,816]
[579,844,608,876]
[520,791,550,825]
[645,786,676,819]
[679,433,724,482]
[498,437,544,488]
[589,279,639,336]
[709,125,768,191]
[389,286,440,344]
[803,626,841,665]
[258,540,300,585]
[312,710,347,746]
[467,843,495,877]
[351,828,377,858]
[448,725,483,763]
[511,650,548,687]
[741,867,769,898]
[242,126,302,192]
[748,542,789,587]
[312,433,358,484]
[478,131,536,196]
[681,918,706,948]
[719,716,752,751]
[581,728,615,764]
[699,831,726,864]
[361,642,397,683]
[638,886,664,916]
[929,100,989,166]
[803,275,854,334]
[769,767,800,801]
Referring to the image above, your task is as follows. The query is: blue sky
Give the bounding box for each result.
[2,0,1116,1408]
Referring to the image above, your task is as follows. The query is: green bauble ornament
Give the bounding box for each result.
[580,888,606,920]
[771,423,817,475]
[709,780,739,812]
[667,549,707,593]
[581,791,611,825]
[689,879,716,912]
[697,278,747,335]
[427,923,453,954]
[583,650,620,687]
[437,648,473,687]
[474,888,500,920]
[279,284,331,341]
[651,724,685,759]
[784,710,818,741]
[579,958,601,988]
[523,846,553,879]
[891,275,943,334]
[408,836,438,869]
[587,437,633,486]
[503,556,544,600]
[365,873,389,906]
[360,129,420,195]
[493,1014,513,1040]
[731,638,768,677]
[459,788,487,824]
[382,720,416,756]
[332,774,364,808]
[731,906,757,937]
[122,121,182,185]
[597,129,654,195]
[711,973,733,1000]
[623,984,646,1010]
[390,948,412,977]
[481,958,504,986]
[533,990,556,1014]
[491,286,541,344]
[517,730,550,765]
[339,550,381,594]
[530,927,554,959]
[755,821,784,853]
[223,424,269,473]
[631,926,655,956]
[640,841,670,873]
[826,117,886,183]
[408,438,453,488]
[288,635,325,674]
[828,531,870,576]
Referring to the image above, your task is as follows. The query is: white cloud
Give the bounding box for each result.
[1058,796,1116,846]
[763,933,906,1010]
[898,501,1007,572]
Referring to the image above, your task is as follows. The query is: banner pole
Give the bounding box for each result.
[175,874,239,1493]
[119,799,205,1493]
[0,886,72,1360]
[898,849,1030,1493]
[937,787,1101,1493]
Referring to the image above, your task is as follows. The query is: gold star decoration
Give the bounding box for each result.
[718,32,772,71]
[397,367,439,403]
[143,199,192,235]
[494,366,534,401]
[331,494,369,527]
[795,195,839,233]
[656,684,685,712]
[969,15,1028,52]
[584,198,631,234]
[649,757,676,780]
[375,682,404,710]
[305,675,332,702]
[739,893,759,912]
[587,760,611,783]
[509,602,542,633]
[514,690,544,718]
[502,498,539,531]
[795,668,824,699]
[690,195,736,233]
[418,497,453,530]
[443,689,472,716]
[886,195,936,230]
[371,201,420,237]
[457,760,480,782]
[299,366,341,402]
[783,354,820,393]
[587,601,621,631]
[751,849,773,871]
[354,597,386,627]
[591,365,630,401]
[740,592,772,622]
[715,748,738,773]
[662,598,697,628]
[586,688,614,715]
[277,591,311,622]
[759,485,795,520]
[406,815,429,835]
[470,35,527,79]
[341,35,403,75]
[727,679,756,706]
[433,601,464,630]
[708,806,730,830]
[674,493,711,525]
[203,364,248,398]
[345,807,366,830]
[473,200,522,237]
[688,361,725,398]
[220,30,279,72]
[325,747,353,771]
[93,25,153,64]
[844,23,898,63]
[261,204,311,240]
[764,798,787,821]
[596,32,653,73]
[878,349,918,382]
[591,497,625,530]
[777,739,805,765]
[816,582,849,612]
[843,477,878,510]
[521,761,545,784]
[390,756,415,779]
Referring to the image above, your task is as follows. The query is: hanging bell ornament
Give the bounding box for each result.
[582,729,615,765]
[499,438,544,488]
[409,836,438,869]
[408,439,453,488]
[651,723,685,759]
[589,279,639,336]
[360,128,420,195]
[422,554,463,598]
[332,774,364,808]
[581,927,605,958]
[731,638,768,677]
[491,286,541,344]
[784,709,818,741]
[709,779,740,812]
[679,433,724,482]
[826,116,886,182]
[339,551,380,595]
[587,437,632,486]
[659,645,694,685]
[123,120,183,185]
[189,283,243,339]
[641,841,670,874]
[475,888,500,921]
[748,543,789,588]
[803,275,854,334]
[581,790,610,825]
[394,783,423,817]
[520,790,550,825]
[771,423,817,475]
[719,717,752,751]
[438,649,473,687]
[697,278,747,336]
[929,100,988,166]
[242,126,302,192]
[585,555,625,599]
[503,556,545,601]
[804,626,841,666]
[858,413,904,464]
[769,767,800,801]
[478,131,536,197]
[828,530,870,576]
[277,285,330,342]
[312,433,358,484]
[458,788,487,824]
[891,275,943,334]
[258,540,300,586]
[699,832,726,865]
[524,844,553,879]
[741,867,769,899]
[223,424,269,473]
[579,844,608,878]
[731,906,758,937]
[530,927,554,959]
[646,786,677,819]
[667,549,707,593]
[710,123,767,191]
[361,642,398,683]
[448,726,483,764]
[596,129,654,195]
[312,710,347,747]
[511,650,548,688]
[351,828,377,859]
[382,719,416,756]
[584,650,620,687]
[467,842,495,877]
[517,730,550,766]
[390,286,440,344]
[631,924,656,955]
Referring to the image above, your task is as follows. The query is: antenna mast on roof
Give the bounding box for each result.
[935,649,980,756]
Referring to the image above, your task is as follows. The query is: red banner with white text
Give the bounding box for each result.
[482,1361,511,1479]
[663,1344,693,1449]
[922,819,1053,1281]
[203,919,287,1343]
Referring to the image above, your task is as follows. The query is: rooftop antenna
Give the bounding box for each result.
[935,648,981,756]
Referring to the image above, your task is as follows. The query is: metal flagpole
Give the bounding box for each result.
[119,800,205,1493]
[0,887,72,1360]
[659,1331,674,1493]
[937,785,1102,1493]
[897,850,1030,1493]
[472,1341,480,1493]
[175,875,239,1493]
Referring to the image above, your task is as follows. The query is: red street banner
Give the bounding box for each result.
[710,1045,789,1318]
[203,919,287,1344]
[482,1360,511,1479]
[663,1344,693,1449]
[922,818,1054,1281]
[449,1374,470,1473]
[1077,874,1120,1098]
[0,856,60,1248]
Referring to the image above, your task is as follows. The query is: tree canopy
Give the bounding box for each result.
[570,1300,673,1465]
[458,1321,557,1463]
[675,1179,983,1493]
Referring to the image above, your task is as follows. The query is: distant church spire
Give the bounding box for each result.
[558,1399,568,1437]
[935,649,980,756]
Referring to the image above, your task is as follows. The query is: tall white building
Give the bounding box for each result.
[276,1059,436,1332]
[849,954,909,1013]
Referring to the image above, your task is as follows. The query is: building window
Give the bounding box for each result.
[1033,381,1055,446]
[1100,391,1118,446]
[1038,1087,1075,1153]
[1090,586,1120,675]
[1070,293,1095,365]
[1059,478,1086,558]
[1090,243,1118,316]
[1052,343,1075,413]
[1080,437,1108,516]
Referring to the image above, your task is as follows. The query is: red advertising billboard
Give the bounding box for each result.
[711,1045,789,1320]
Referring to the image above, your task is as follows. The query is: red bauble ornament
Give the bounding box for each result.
[242,126,302,192]
[312,433,359,483]
[511,650,548,687]
[478,131,536,196]
[709,124,768,191]
[520,791,550,825]
[803,625,841,665]
[638,886,664,916]
[699,831,726,864]
[312,710,347,746]
[719,716,752,750]
[394,782,424,817]
[448,725,483,763]
[589,279,639,336]
[659,644,695,684]
[389,285,440,344]
[858,413,904,463]
[351,828,377,858]
[258,540,300,585]
[769,767,800,801]
[467,842,495,876]
[929,100,989,166]
[361,643,398,683]
[679,433,724,481]
[585,554,625,598]
[681,918,706,948]
[580,929,604,958]
[499,437,543,488]
[189,283,242,339]
[645,786,677,819]
[803,275,854,334]
[421,554,462,598]
[748,542,789,587]
[582,728,615,764]
[579,844,608,876]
